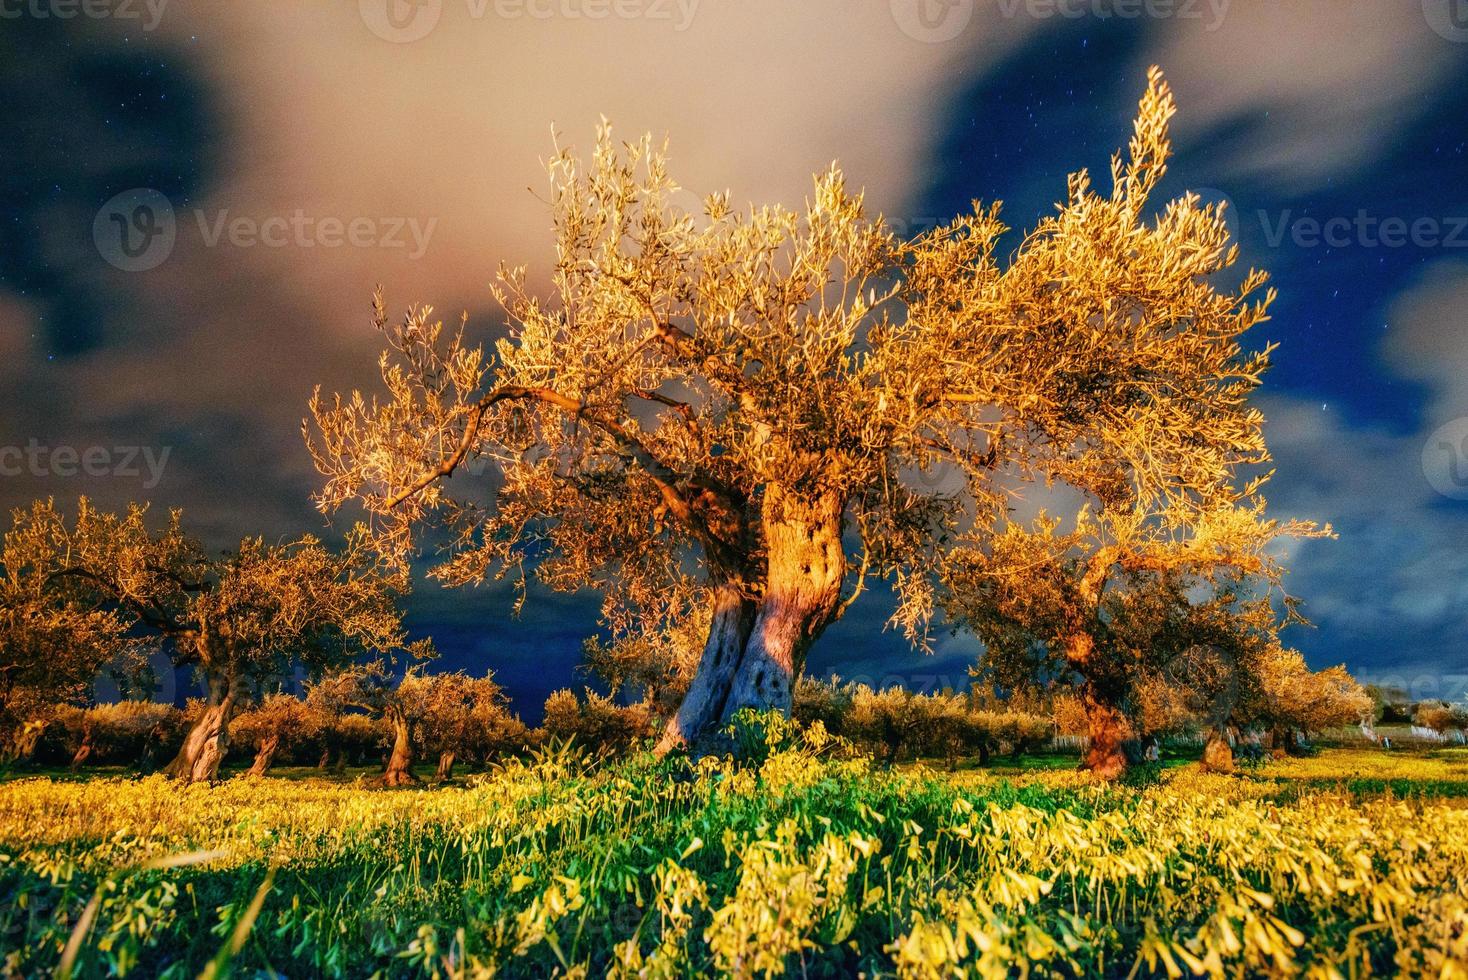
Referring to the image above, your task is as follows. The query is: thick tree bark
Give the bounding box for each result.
[1200,727,1234,773]
[719,490,846,724]
[655,581,755,753]
[137,723,166,775]
[1081,685,1130,780]
[4,721,43,767]
[166,669,244,785]
[246,733,281,777]
[317,732,348,774]
[434,750,456,783]
[381,714,417,786]
[657,488,847,755]
[1270,724,1302,757]
[69,721,94,771]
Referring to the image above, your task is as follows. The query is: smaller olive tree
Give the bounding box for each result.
[539,688,655,755]
[944,502,1324,778]
[1247,647,1371,756]
[1,506,146,762]
[308,647,435,787]
[12,499,415,784]
[414,671,514,781]
[53,701,186,771]
[233,694,322,777]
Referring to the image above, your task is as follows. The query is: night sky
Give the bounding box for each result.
[3,1,1466,719]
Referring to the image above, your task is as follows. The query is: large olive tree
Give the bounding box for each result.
[309,70,1277,751]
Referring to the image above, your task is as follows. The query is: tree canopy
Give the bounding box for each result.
[308,68,1303,755]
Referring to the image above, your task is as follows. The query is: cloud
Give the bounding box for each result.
[1260,361,1468,688]
[1384,261,1468,426]
[1149,0,1460,188]
[143,0,1031,324]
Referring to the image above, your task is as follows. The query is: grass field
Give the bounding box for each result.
[2,738,1466,978]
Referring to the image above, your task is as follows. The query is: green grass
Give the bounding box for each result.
[1,744,1465,977]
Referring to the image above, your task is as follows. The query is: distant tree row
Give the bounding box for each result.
[25,677,526,783]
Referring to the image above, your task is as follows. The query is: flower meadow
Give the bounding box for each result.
[2,731,1466,978]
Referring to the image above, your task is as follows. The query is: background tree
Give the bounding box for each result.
[12,498,412,784]
[309,70,1284,752]
[0,504,143,762]
[579,598,708,718]
[413,669,511,781]
[311,649,436,786]
[539,688,655,755]
[233,693,321,777]
[1246,645,1370,754]
[944,498,1323,777]
[460,694,530,769]
[51,701,185,772]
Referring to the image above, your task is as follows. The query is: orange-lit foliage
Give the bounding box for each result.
[309,70,1293,753]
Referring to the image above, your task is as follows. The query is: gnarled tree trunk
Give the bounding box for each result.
[434,749,456,783]
[381,712,417,786]
[246,733,281,777]
[4,720,44,767]
[722,492,845,723]
[166,668,244,785]
[69,720,95,771]
[317,731,348,774]
[1081,682,1130,780]
[655,581,755,753]
[137,723,166,775]
[1270,724,1303,758]
[657,488,846,755]
[1200,726,1234,773]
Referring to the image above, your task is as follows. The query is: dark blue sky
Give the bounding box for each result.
[3,2,1465,718]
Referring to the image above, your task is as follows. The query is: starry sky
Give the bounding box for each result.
[2,0,1466,719]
